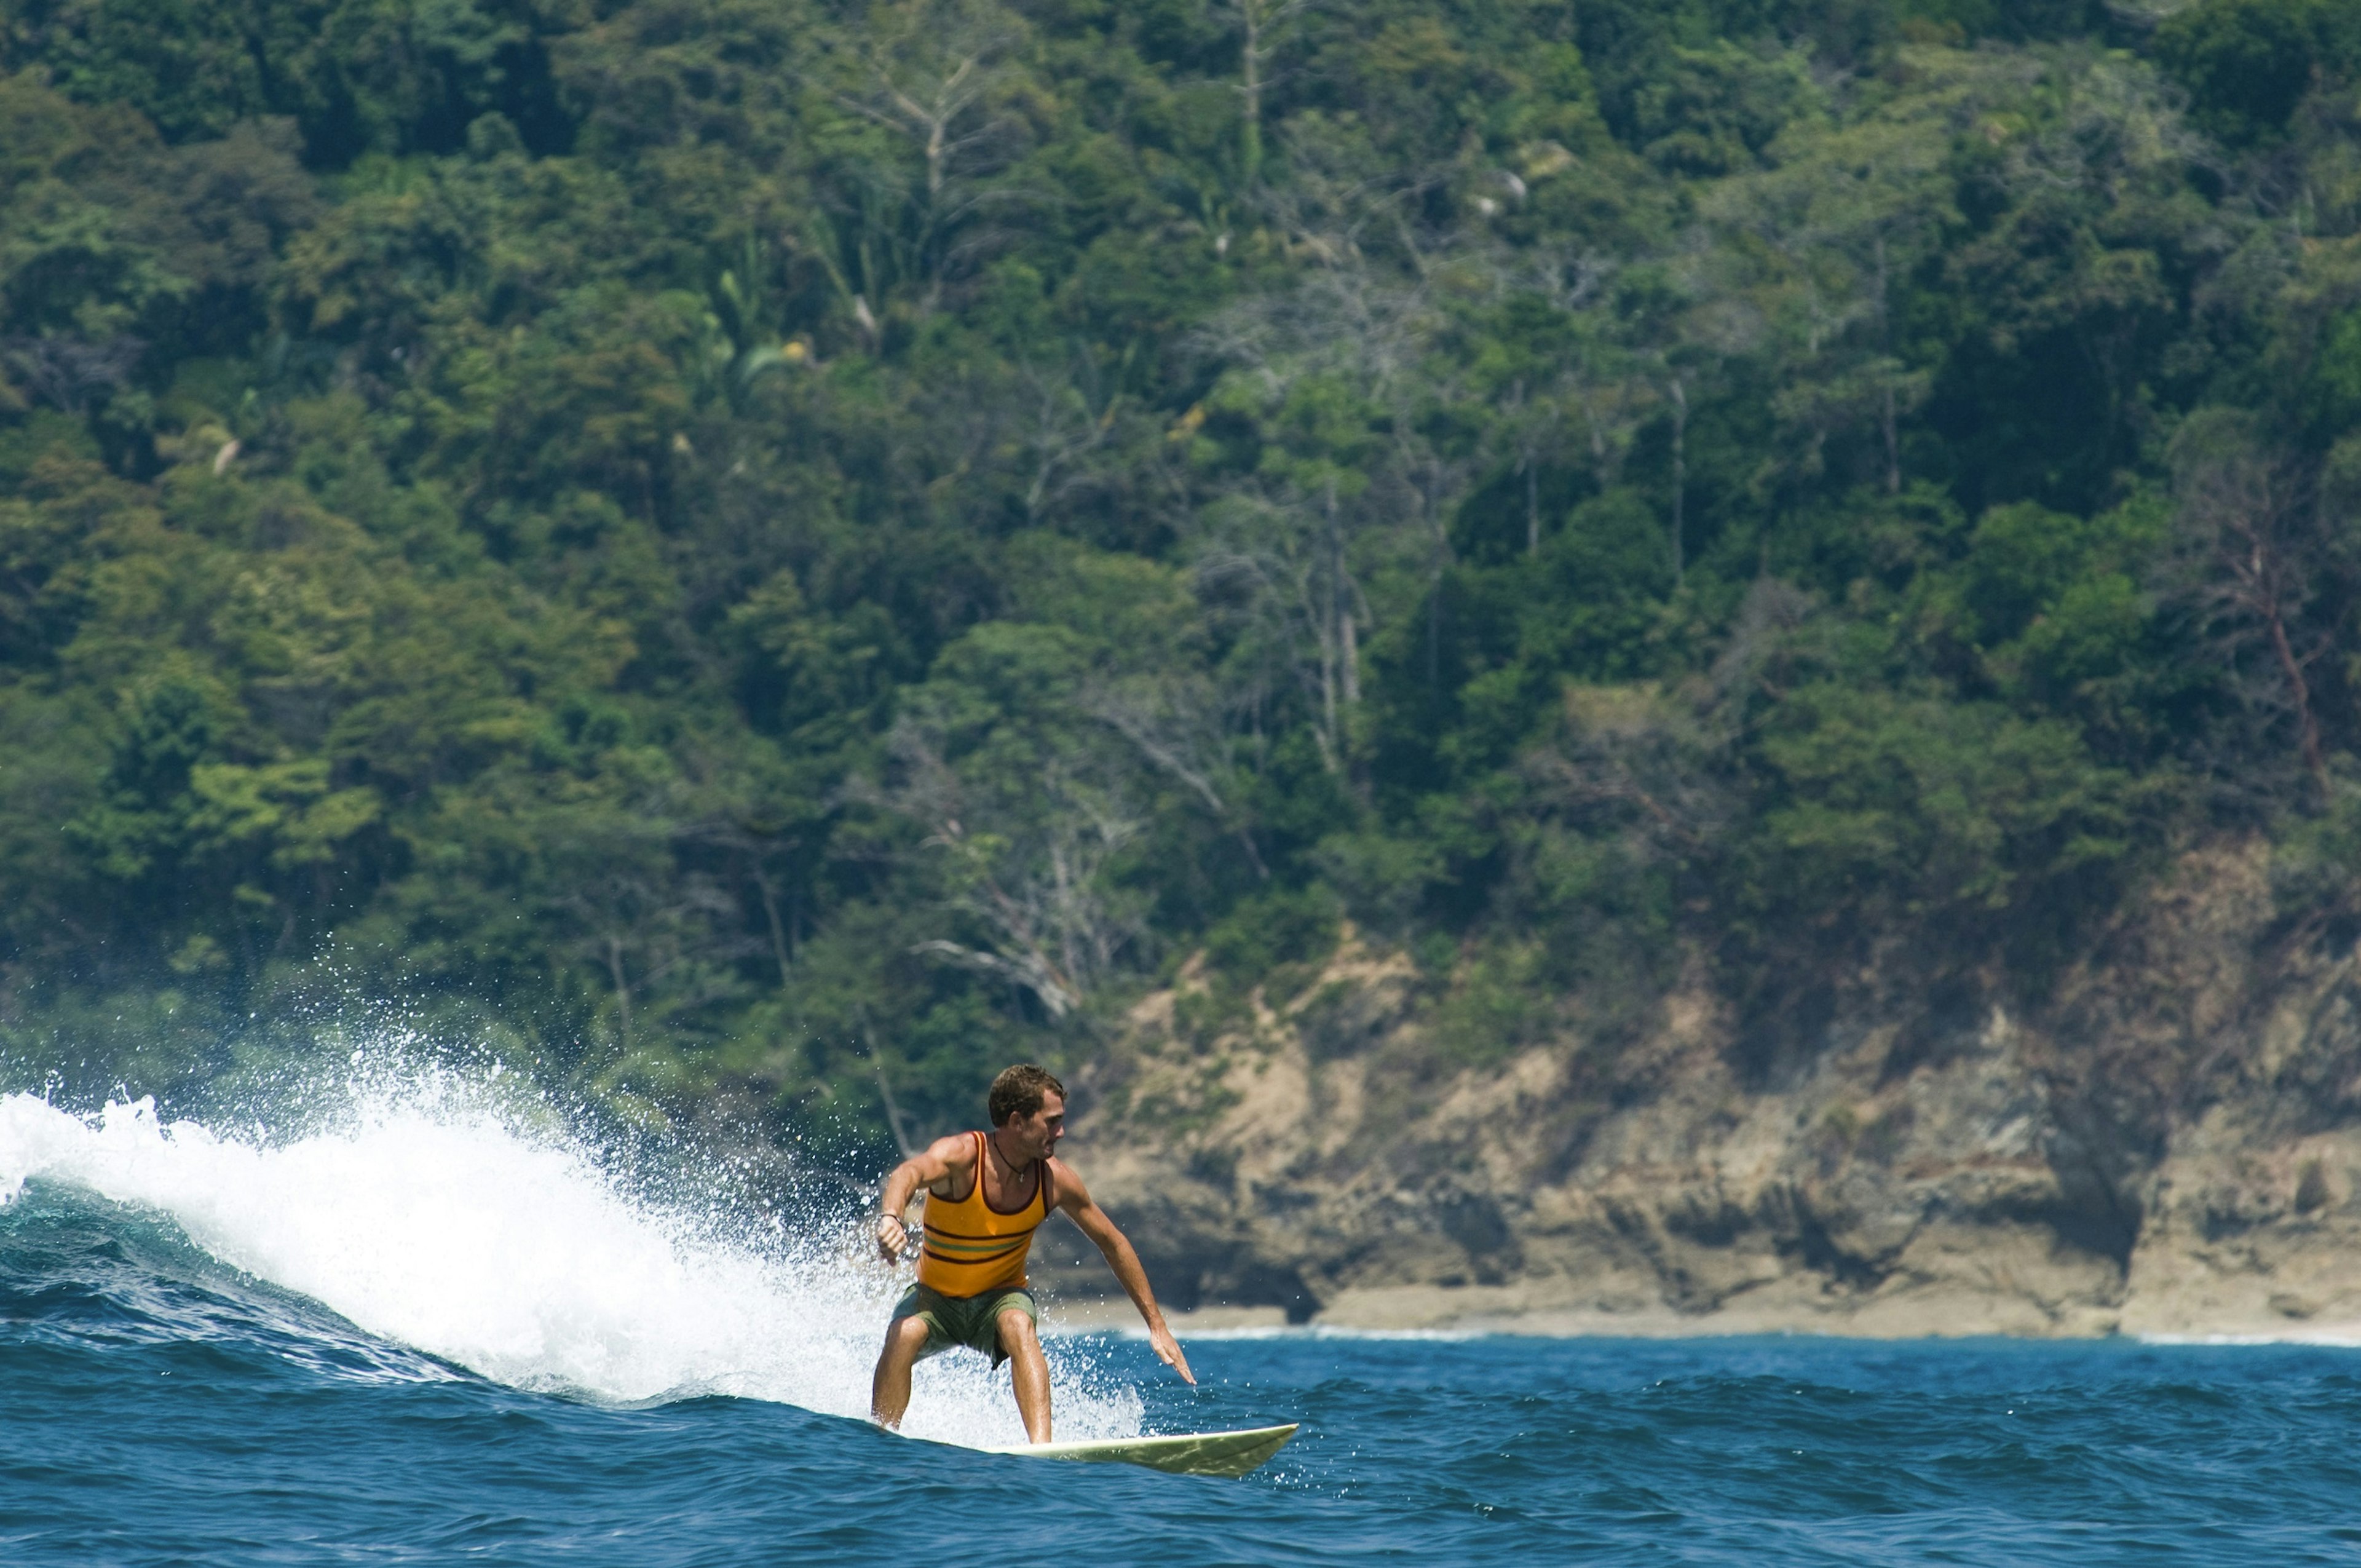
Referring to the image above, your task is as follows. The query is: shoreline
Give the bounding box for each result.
[1041,1284,2361,1347]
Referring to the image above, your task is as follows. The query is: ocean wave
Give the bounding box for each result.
[0,1075,1140,1448]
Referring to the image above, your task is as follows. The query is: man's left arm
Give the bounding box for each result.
[1051,1161,1196,1385]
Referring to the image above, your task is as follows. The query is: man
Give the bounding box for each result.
[869,1063,1195,1442]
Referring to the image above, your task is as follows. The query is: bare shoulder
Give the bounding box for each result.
[909,1130,977,1191]
[1046,1155,1094,1211]
[927,1131,979,1168]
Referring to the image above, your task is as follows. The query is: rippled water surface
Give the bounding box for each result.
[6,1088,2361,1564]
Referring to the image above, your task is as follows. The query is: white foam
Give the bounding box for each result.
[0,1079,1141,1447]
[2137,1331,2361,1349]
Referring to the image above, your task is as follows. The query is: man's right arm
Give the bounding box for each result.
[874,1134,972,1263]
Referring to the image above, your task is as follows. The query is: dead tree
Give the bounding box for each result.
[2170,414,2331,799]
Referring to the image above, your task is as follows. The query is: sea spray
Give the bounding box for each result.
[0,1068,1142,1448]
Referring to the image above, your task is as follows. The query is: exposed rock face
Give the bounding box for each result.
[1040,841,2361,1337]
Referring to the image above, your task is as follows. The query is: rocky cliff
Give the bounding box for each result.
[1037,840,2361,1338]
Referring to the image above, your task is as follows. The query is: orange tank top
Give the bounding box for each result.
[917,1131,1052,1297]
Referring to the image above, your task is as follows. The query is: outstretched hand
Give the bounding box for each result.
[1149,1324,1196,1385]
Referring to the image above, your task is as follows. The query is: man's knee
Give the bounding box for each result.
[882,1315,931,1360]
[997,1310,1040,1353]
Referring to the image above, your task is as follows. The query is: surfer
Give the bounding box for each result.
[869,1063,1195,1442]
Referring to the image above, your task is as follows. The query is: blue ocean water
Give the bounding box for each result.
[6,1089,2361,1564]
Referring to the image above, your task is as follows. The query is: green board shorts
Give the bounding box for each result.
[890,1282,1039,1368]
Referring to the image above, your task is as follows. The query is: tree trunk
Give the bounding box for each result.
[1527,456,1540,556]
[753,863,791,986]
[606,933,632,1051]
[1241,2,1263,186]
[1313,480,1342,770]
[2263,598,2330,795]
[1332,483,1359,707]
[1882,379,1900,497]
[874,1058,918,1157]
[1236,826,1272,880]
[1316,590,1339,775]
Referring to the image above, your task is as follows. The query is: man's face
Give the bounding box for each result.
[1000,1090,1066,1160]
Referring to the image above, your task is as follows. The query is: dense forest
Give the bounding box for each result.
[1,0,2358,1158]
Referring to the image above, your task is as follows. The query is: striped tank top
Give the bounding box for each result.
[917,1131,1052,1297]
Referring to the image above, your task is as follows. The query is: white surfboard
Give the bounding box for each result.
[982,1422,1299,1478]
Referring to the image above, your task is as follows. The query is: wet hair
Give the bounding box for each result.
[988,1063,1066,1127]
